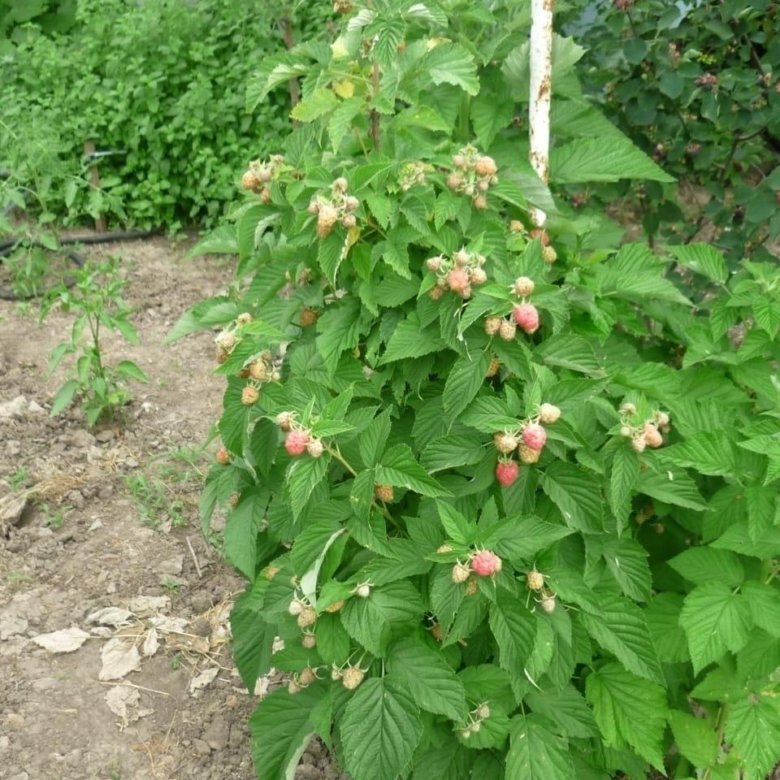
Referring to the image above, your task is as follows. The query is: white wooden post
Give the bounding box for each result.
[529,0,554,227]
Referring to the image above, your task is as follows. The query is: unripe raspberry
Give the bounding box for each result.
[342,666,365,690]
[355,583,371,598]
[453,249,470,267]
[541,595,556,613]
[216,346,228,364]
[426,256,444,272]
[276,411,294,431]
[300,307,318,327]
[620,402,636,415]
[236,312,253,325]
[485,356,500,378]
[476,704,491,719]
[331,666,342,681]
[265,566,280,580]
[542,245,558,264]
[470,550,502,577]
[631,435,647,453]
[333,176,349,192]
[241,170,260,191]
[249,360,269,381]
[345,195,360,212]
[469,267,487,286]
[242,386,260,406]
[452,562,471,584]
[495,460,519,487]
[285,429,310,456]
[527,570,544,591]
[518,444,540,464]
[308,199,320,215]
[499,319,517,341]
[429,285,445,301]
[465,577,478,596]
[325,600,345,613]
[494,431,519,455]
[301,634,317,649]
[374,484,394,503]
[509,220,525,233]
[288,679,303,695]
[436,544,453,554]
[656,411,670,427]
[538,403,561,424]
[644,423,663,449]
[297,607,317,628]
[529,228,550,246]
[317,203,339,237]
[216,447,230,465]
[475,156,497,176]
[513,303,540,334]
[447,267,471,297]
[522,422,547,452]
[288,599,304,616]
[452,154,467,168]
[473,194,488,210]
[259,188,271,204]
[215,331,237,351]
[620,426,632,437]
[514,276,535,297]
[484,316,502,336]
[431,624,444,642]
[477,179,490,192]
[447,172,463,189]
[342,213,357,229]
[306,438,324,458]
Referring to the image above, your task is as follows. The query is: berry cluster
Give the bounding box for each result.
[239,350,283,406]
[288,665,320,695]
[493,403,561,482]
[618,403,670,453]
[308,177,360,238]
[526,569,557,612]
[446,145,498,209]
[484,276,541,341]
[452,549,502,583]
[398,161,432,191]
[426,249,488,301]
[460,702,491,740]
[275,412,325,457]
[331,662,368,691]
[509,223,557,263]
[240,155,286,204]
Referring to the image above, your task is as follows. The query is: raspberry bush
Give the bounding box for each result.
[173,2,780,778]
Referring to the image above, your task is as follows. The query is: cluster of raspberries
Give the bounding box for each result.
[399,161,432,191]
[509,221,558,264]
[446,145,498,209]
[619,403,671,453]
[308,177,360,238]
[493,403,562,486]
[426,249,488,300]
[214,311,254,364]
[451,549,503,584]
[484,276,540,341]
[275,411,324,458]
[240,155,286,204]
[238,349,283,406]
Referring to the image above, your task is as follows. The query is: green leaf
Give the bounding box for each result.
[359,410,391,467]
[679,583,752,674]
[315,298,362,376]
[668,547,744,587]
[668,710,719,769]
[50,379,80,416]
[667,243,728,284]
[423,42,479,96]
[608,446,639,529]
[224,494,264,578]
[540,462,603,533]
[580,594,664,683]
[724,692,780,779]
[489,590,537,676]
[231,579,273,692]
[188,225,239,257]
[115,360,149,383]
[387,637,467,721]
[741,581,780,638]
[493,515,575,561]
[524,685,599,738]
[381,315,445,363]
[329,96,365,152]
[551,137,674,184]
[636,469,708,511]
[601,537,652,602]
[437,502,477,545]
[535,334,602,375]
[646,592,689,663]
[585,662,668,771]
[291,87,338,122]
[250,685,325,780]
[506,715,575,778]
[317,231,346,286]
[288,455,330,520]
[663,431,736,477]
[376,444,449,497]
[443,352,491,418]
[341,678,423,780]
[421,432,485,473]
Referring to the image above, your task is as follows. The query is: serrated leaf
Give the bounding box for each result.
[329,96,364,152]
[668,710,719,769]
[341,678,423,780]
[601,537,652,601]
[387,637,467,721]
[443,352,491,418]
[636,469,708,511]
[489,590,537,675]
[540,462,603,533]
[376,444,449,497]
[492,515,575,561]
[667,243,728,284]
[381,315,445,363]
[359,410,391,467]
[585,663,668,771]
[421,432,484,473]
[291,87,338,122]
[535,334,602,375]
[724,693,780,780]
[437,502,477,545]
[524,686,599,738]
[288,455,330,520]
[551,137,674,184]
[250,685,325,780]
[679,582,752,674]
[608,446,639,529]
[668,547,744,587]
[664,431,736,477]
[231,579,273,691]
[423,42,479,95]
[580,594,664,683]
[741,581,780,638]
[506,715,575,778]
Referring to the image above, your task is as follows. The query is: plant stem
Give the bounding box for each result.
[370,60,381,151]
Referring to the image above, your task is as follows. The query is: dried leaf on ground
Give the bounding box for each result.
[86,607,134,628]
[189,666,219,696]
[32,627,90,653]
[99,638,141,680]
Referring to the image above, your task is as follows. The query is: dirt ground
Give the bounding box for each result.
[0,238,340,780]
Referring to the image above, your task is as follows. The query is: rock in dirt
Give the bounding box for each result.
[203,716,229,750]
[189,667,219,697]
[98,638,141,680]
[158,555,184,576]
[0,395,28,419]
[0,493,29,532]
[31,626,90,653]
[0,615,28,640]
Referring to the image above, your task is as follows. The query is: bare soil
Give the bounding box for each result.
[0,238,340,780]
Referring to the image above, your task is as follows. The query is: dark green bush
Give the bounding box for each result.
[0,0,330,230]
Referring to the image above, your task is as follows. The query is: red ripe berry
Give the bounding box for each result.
[522,422,547,452]
[513,303,540,334]
[470,550,502,577]
[495,460,519,488]
[285,429,310,456]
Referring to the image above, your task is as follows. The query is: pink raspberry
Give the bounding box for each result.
[285,429,310,456]
[447,267,471,297]
[522,422,547,452]
[513,303,540,334]
[470,550,502,577]
[495,460,519,487]
[644,423,663,449]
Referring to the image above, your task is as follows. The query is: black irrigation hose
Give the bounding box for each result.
[0,230,157,300]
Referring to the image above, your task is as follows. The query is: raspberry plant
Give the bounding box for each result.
[174,2,780,777]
